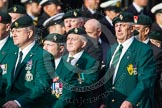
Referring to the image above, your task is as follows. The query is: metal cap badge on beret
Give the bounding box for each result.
[100,0,121,12]
[151,3,162,14]
[39,0,62,6]
[112,12,134,25]
[8,5,26,14]
[149,31,162,41]
[43,12,65,27]
[44,33,66,43]
[67,28,86,36]
[0,11,11,24]
[134,15,152,26]
[21,0,41,4]
[11,15,33,29]
[62,9,82,20]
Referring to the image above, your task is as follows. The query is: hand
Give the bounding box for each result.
[120,101,133,108]
[3,101,20,108]
[100,104,107,108]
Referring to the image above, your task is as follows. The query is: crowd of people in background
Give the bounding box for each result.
[0,0,162,108]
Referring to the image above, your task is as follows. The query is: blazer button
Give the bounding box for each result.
[112,99,115,102]
[136,102,140,107]
[112,87,115,90]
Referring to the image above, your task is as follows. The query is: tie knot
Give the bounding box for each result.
[119,44,123,51]
[19,51,23,57]
[68,56,74,63]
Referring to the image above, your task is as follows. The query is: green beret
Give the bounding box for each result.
[62,9,82,20]
[134,15,152,26]
[67,28,86,36]
[44,33,66,43]
[112,12,134,25]
[149,31,162,41]
[11,15,33,29]
[0,11,11,24]
[8,5,26,14]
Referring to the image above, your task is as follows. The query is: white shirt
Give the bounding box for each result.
[55,57,62,69]
[88,8,96,14]
[159,24,162,29]
[0,36,9,50]
[133,2,143,13]
[142,38,150,44]
[15,41,35,72]
[110,37,134,84]
[67,50,84,66]
[106,16,113,26]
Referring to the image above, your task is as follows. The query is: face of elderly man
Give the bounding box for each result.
[115,22,134,43]
[66,34,87,55]
[0,0,6,9]
[64,18,84,32]
[84,0,100,10]
[12,27,34,49]
[134,0,148,7]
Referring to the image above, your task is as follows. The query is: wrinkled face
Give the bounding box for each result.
[84,22,98,38]
[12,28,31,48]
[66,34,86,55]
[44,3,61,16]
[48,24,65,34]
[134,0,148,7]
[9,13,24,22]
[115,22,133,43]
[31,2,41,16]
[64,18,83,32]
[43,40,59,57]
[0,23,9,40]
[0,0,6,9]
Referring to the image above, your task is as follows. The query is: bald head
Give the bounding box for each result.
[84,19,101,39]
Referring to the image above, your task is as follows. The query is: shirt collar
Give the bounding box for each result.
[142,38,150,44]
[0,36,9,50]
[133,2,143,12]
[55,57,62,69]
[88,8,96,14]
[105,16,113,26]
[119,36,134,49]
[68,50,84,65]
[19,41,35,60]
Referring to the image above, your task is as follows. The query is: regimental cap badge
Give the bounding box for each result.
[73,11,77,17]
[53,35,57,41]
[74,28,78,33]
[134,16,138,23]
[119,14,123,20]
[13,6,17,12]
[15,22,19,27]
[116,1,121,8]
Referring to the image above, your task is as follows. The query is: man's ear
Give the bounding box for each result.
[144,27,150,35]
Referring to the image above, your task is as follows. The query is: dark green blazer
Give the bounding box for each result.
[0,37,18,106]
[53,51,100,108]
[5,43,55,108]
[105,38,156,108]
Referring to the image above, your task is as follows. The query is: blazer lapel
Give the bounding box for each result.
[13,45,38,82]
[0,38,11,62]
[114,39,136,84]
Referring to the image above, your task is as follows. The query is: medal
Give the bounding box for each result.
[0,64,7,75]
[78,73,84,84]
[25,71,33,81]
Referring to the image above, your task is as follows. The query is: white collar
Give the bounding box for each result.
[133,2,143,13]
[105,16,113,26]
[118,36,134,49]
[68,50,84,66]
[88,8,96,14]
[142,38,150,44]
[19,41,35,61]
[55,57,62,69]
[0,36,9,50]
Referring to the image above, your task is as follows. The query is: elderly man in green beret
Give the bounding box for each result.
[3,15,55,108]
[134,14,162,108]
[63,9,85,33]
[8,4,26,23]
[52,28,100,108]
[149,31,162,48]
[103,12,156,108]
[0,11,17,106]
